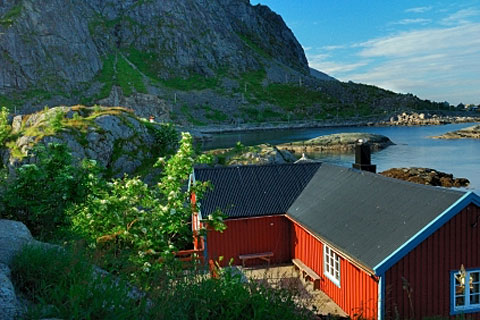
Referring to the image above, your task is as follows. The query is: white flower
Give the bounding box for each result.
[141,227,147,234]
[138,251,145,258]
[170,208,176,215]
[144,262,151,268]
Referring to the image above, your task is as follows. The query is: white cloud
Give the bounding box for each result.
[307,53,369,74]
[441,8,480,25]
[309,22,480,104]
[321,44,347,51]
[391,18,431,25]
[345,23,480,104]
[357,24,480,58]
[405,6,432,13]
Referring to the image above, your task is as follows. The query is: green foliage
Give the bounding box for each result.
[237,33,271,59]
[12,245,312,320]
[151,268,313,320]
[0,106,11,145]
[203,105,228,122]
[0,3,23,27]
[163,74,218,91]
[96,53,147,98]
[148,122,179,155]
[0,143,98,238]
[49,109,65,131]
[180,104,206,126]
[0,95,13,110]
[11,245,147,320]
[116,55,147,96]
[70,133,224,269]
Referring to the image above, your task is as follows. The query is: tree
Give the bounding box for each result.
[0,106,11,145]
[1,143,97,238]
[71,132,225,270]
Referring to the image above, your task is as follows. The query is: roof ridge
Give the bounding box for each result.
[194,162,323,171]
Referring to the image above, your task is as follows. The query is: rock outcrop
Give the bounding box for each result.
[380,168,470,188]
[209,144,297,166]
[0,220,33,320]
[1,105,175,177]
[432,125,480,139]
[276,133,394,154]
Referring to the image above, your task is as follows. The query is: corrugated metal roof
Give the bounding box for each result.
[287,164,466,270]
[194,163,322,218]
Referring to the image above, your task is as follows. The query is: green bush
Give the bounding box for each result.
[11,245,147,320]
[0,143,99,238]
[0,106,11,145]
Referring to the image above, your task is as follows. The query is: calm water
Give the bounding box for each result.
[202,123,480,193]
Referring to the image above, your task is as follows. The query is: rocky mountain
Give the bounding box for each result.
[0,0,445,124]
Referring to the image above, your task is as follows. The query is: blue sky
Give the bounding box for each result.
[251,1,480,105]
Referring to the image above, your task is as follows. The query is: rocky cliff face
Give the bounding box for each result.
[0,0,307,111]
[0,0,442,123]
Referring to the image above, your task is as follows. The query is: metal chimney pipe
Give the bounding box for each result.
[353,139,376,173]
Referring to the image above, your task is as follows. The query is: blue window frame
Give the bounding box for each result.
[451,268,480,315]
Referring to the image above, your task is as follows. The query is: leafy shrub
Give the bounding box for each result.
[70,133,224,269]
[0,106,11,145]
[11,245,147,320]
[150,267,313,320]
[0,143,99,238]
[49,109,65,131]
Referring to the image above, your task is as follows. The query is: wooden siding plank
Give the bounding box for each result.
[385,204,480,319]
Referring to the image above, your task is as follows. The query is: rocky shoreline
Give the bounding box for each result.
[380,168,470,188]
[432,124,480,139]
[191,113,480,136]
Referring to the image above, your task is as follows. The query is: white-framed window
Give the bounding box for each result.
[323,244,341,287]
[451,268,480,314]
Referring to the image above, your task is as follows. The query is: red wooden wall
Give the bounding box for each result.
[291,220,379,319]
[206,215,292,267]
[385,204,480,319]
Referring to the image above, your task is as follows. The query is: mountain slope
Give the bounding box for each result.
[0,0,446,123]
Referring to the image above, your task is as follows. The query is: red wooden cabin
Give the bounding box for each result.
[192,163,480,319]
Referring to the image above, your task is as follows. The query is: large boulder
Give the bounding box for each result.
[0,220,33,266]
[0,220,33,320]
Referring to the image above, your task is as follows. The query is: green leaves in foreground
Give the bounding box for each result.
[70,132,225,270]
[12,245,147,320]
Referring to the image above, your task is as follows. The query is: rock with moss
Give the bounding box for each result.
[276,132,394,154]
[380,168,470,188]
[1,105,177,177]
[209,143,297,166]
[432,125,480,139]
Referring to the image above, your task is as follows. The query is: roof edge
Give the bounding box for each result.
[374,191,479,275]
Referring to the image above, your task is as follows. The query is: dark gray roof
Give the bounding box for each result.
[194,163,322,218]
[287,164,466,270]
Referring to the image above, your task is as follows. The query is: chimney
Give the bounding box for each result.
[352,139,376,173]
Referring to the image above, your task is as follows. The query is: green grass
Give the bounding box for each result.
[163,74,218,91]
[0,95,14,110]
[116,55,147,96]
[0,3,23,27]
[181,104,205,126]
[237,33,271,59]
[202,105,228,123]
[95,53,147,98]
[12,245,147,320]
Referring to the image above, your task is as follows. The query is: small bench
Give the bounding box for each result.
[292,258,321,290]
[239,252,274,267]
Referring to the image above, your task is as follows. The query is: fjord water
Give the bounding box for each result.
[203,123,480,193]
